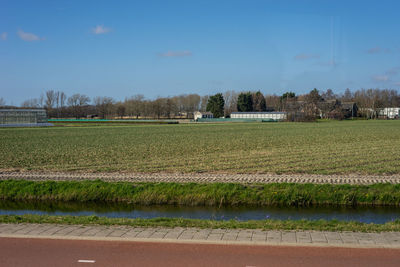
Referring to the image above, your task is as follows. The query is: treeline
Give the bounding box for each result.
[7,88,400,119]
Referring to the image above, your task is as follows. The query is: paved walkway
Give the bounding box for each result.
[1,171,400,184]
[1,223,400,248]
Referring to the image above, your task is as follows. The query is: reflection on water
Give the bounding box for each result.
[0,200,399,224]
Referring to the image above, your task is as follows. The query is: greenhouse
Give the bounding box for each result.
[230,112,287,121]
[0,109,51,126]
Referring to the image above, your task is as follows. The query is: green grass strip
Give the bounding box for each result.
[1,180,400,206]
[1,214,400,232]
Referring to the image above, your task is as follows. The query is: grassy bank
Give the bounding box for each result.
[1,120,400,174]
[1,214,400,232]
[1,180,400,207]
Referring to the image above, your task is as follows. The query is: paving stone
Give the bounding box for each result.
[38,226,66,236]
[121,229,142,238]
[149,231,167,239]
[135,229,157,238]
[225,229,240,235]
[79,227,103,236]
[325,232,343,244]
[358,239,375,245]
[310,232,327,243]
[210,229,226,234]
[178,230,196,240]
[207,233,223,241]
[93,228,115,237]
[237,230,253,241]
[163,231,183,239]
[266,231,282,243]
[282,232,296,243]
[222,234,238,241]
[192,230,211,240]
[12,225,41,235]
[252,233,267,242]
[237,236,252,242]
[53,226,80,236]
[0,224,13,232]
[296,232,311,239]
[163,228,185,239]
[108,229,128,238]
[65,226,91,236]
[368,233,388,244]
[2,223,400,248]
[0,224,30,234]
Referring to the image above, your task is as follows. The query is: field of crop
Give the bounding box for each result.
[1,120,400,174]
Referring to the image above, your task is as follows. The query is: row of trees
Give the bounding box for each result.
[3,88,399,119]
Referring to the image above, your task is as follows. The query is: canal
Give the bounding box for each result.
[1,200,400,224]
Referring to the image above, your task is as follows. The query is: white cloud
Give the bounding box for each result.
[318,60,337,67]
[17,30,43,41]
[372,75,390,82]
[92,25,112,35]
[159,50,193,57]
[1,32,7,40]
[367,46,394,54]
[386,67,400,76]
[294,53,320,60]
[367,46,381,54]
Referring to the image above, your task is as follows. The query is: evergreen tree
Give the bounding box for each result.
[206,93,225,118]
[237,92,253,112]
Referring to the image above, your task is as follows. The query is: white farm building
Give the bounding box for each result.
[231,112,287,121]
[194,111,214,121]
[380,108,400,119]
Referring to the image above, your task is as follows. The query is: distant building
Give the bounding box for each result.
[341,102,358,118]
[231,112,287,121]
[0,109,52,127]
[194,111,214,121]
[380,107,400,119]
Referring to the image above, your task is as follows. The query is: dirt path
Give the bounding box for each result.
[1,171,400,184]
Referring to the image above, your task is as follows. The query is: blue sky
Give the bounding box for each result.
[1,0,400,105]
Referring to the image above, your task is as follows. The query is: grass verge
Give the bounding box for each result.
[1,214,400,232]
[1,180,400,206]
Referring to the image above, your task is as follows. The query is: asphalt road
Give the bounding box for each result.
[1,237,400,267]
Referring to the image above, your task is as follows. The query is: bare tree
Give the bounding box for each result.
[165,98,178,118]
[152,97,165,119]
[200,95,209,112]
[116,102,126,118]
[265,94,280,111]
[94,96,115,119]
[21,98,42,108]
[125,94,144,119]
[67,94,90,118]
[223,90,238,117]
[252,91,267,112]
[303,89,322,119]
[342,88,353,102]
[45,90,57,109]
[321,89,336,100]
[60,92,67,108]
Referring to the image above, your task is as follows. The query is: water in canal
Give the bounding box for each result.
[1,200,400,224]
